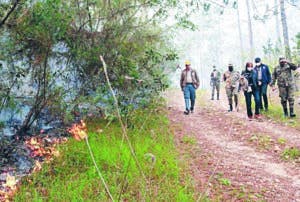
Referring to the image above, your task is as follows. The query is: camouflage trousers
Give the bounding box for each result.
[225,86,239,105]
[295,72,300,91]
[278,85,295,109]
[211,81,220,99]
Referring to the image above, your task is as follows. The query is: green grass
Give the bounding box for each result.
[182,135,197,145]
[262,104,284,120]
[14,105,194,201]
[218,178,231,186]
[262,104,299,128]
[277,137,287,145]
[249,134,272,150]
[212,172,265,201]
[281,147,300,160]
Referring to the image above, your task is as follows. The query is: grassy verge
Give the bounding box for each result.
[281,147,300,161]
[261,104,299,128]
[259,90,299,127]
[14,102,194,201]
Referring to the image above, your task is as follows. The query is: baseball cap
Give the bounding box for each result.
[255,57,261,63]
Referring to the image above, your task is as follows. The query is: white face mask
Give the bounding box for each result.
[247,67,253,71]
[256,63,261,66]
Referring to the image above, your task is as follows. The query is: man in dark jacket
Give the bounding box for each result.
[254,57,272,111]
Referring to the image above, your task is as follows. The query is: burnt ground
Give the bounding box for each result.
[166,89,300,202]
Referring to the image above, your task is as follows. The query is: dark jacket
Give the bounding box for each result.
[254,64,271,84]
[180,68,200,89]
[241,69,258,90]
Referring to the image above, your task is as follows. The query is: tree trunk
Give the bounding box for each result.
[245,0,254,59]
[17,52,49,136]
[279,0,291,59]
[236,0,244,64]
[274,0,281,44]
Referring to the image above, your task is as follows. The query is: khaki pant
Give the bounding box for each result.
[226,86,238,105]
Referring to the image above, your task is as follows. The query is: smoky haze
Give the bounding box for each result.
[170,0,300,89]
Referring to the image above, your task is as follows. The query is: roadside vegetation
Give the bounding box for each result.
[14,100,194,201]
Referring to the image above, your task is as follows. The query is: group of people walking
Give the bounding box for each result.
[222,57,273,119]
[180,57,299,119]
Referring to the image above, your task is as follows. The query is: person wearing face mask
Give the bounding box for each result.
[210,65,221,100]
[223,63,240,112]
[270,57,299,117]
[180,60,200,115]
[254,57,272,111]
[240,62,261,119]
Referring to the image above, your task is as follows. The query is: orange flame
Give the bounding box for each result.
[25,137,48,158]
[2,136,67,200]
[68,120,88,141]
[25,136,65,160]
[0,174,17,201]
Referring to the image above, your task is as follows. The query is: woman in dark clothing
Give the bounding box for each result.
[240,62,261,119]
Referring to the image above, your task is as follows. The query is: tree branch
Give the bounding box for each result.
[0,0,21,28]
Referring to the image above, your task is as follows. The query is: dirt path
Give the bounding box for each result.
[166,89,300,202]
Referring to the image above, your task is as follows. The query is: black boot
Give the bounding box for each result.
[290,108,296,118]
[228,104,233,112]
[217,93,219,100]
[283,108,288,117]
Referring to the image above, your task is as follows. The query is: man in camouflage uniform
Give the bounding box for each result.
[223,64,240,112]
[210,65,221,100]
[295,68,300,91]
[270,57,299,117]
[294,68,300,105]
